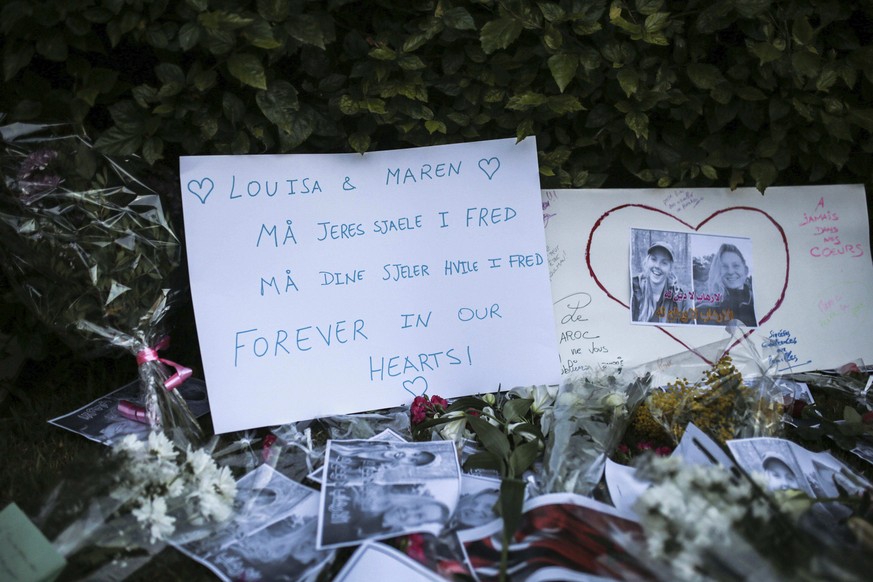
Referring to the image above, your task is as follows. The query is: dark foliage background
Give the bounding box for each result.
[1,1,873,578]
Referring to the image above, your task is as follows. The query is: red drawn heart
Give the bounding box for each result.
[585,204,790,362]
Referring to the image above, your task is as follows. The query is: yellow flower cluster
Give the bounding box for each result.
[631,355,763,445]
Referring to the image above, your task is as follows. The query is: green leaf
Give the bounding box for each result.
[848,109,873,132]
[499,478,527,536]
[4,43,34,81]
[644,12,670,34]
[735,86,767,101]
[538,2,565,22]
[636,0,665,15]
[36,34,67,61]
[245,18,282,50]
[733,0,771,18]
[792,15,815,46]
[543,23,563,51]
[750,159,777,192]
[178,22,201,50]
[369,47,396,61]
[285,14,325,48]
[792,50,821,78]
[256,81,299,132]
[816,68,838,92]
[509,440,541,476]
[466,415,511,460]
[701,164,718,180]
[480,16,523,54]
[506,91,547,110]
[687,62,723,90]
[349,132,370,154]
[155,63,185,85]
[424,120,446,134]
[844,406,862,424]
[626,111,649,139]
[546,94,584,114]
[617,67,640,97]
[463,451,503,474]
[503,398,533,422]
[442,7,476,31]
[227,52,267,90]
[547,53,577,93]
[748,41,783,65]
[256,0,288,22]
[142,137,163,164]
[94,126,143,155]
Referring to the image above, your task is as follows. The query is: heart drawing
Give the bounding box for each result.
[585,203,791,361]
[478,157,500,180]
[188,177,214,204]
[402,376,429,397]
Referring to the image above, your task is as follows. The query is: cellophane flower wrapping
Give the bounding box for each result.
[0,120,202,444]
[543,369,652,495]
[635,327,786,447]
[33,432,236,579]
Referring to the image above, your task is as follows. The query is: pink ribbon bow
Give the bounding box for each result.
[135,336,192,391]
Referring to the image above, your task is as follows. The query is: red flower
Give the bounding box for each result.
[430,395,448,410]
[863,410,873,424]
[410,394,450,425]
[406,533,427,563]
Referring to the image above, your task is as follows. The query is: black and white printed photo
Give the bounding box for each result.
[450,475,502,531]
[629,229,694,325]
[691,234,758,327]
[49,378,210,445]
[176,465,334,582]
[326,439,461,483]
[318,439,460,548]
[727,438,816,496]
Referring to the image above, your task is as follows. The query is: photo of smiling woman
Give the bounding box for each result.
[629,229,694,325]
[693,236,758,327]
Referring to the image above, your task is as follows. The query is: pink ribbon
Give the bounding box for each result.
[118,399,148,424]
[136,337,192,391]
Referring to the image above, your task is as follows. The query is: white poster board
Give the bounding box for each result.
[180,138,560,433]
[544,184,873,375]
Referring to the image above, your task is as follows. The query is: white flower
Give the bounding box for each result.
[507,422,539,443]
[439,416,467,443]
[147,431,178,462]
[481,407,501,427]
[114,433,145,455]
[132,496,176,543]
[509,384,558,414]
[601,391,628,410]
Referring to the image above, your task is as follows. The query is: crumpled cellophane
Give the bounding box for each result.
[0,119,202,445]
[636,323,787,446]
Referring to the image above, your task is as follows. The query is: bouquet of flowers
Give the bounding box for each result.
[631,339,786,451]
[0,120,202,443]
[543,371,652,495]
[35,431,236,579]
[632,454,873,581]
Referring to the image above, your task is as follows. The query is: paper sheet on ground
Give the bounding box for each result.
[543,184,873,375]
[180,138,559,433]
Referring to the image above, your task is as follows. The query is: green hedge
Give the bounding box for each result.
[2,0,873,192]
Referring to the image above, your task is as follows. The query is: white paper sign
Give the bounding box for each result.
[544,184,873,375]
[180,138,560,433]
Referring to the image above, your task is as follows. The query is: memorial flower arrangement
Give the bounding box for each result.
[617,353,786,464]
[410,386,556,579]
[0,121,202,443]
[37,431,236,577]
[632,454,873,581]
[543,372,652,494]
